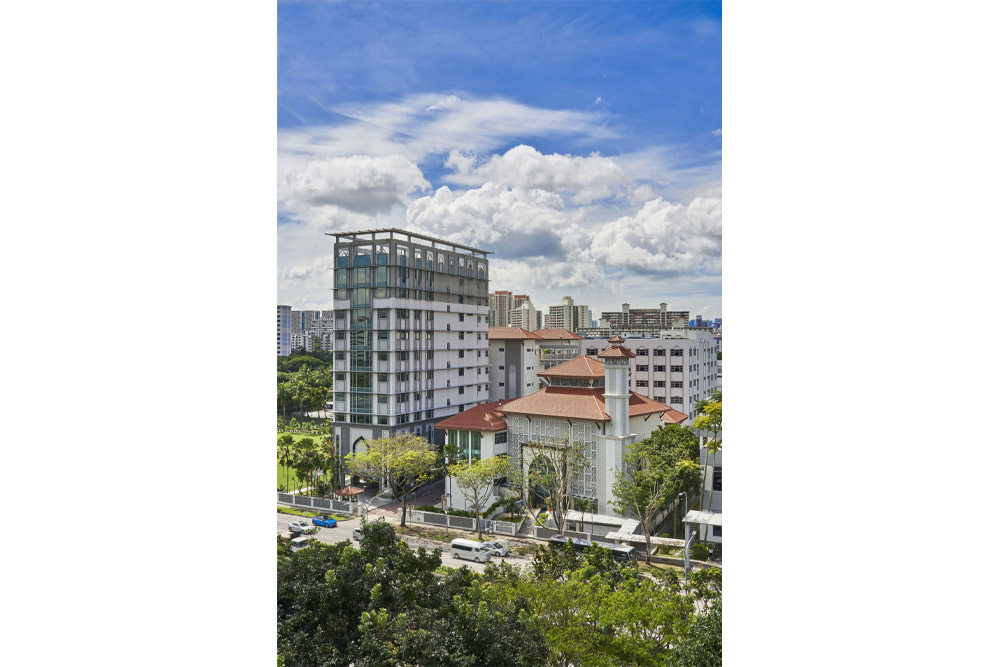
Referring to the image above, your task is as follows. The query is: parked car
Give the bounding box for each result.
[288,520,316,535]
[352,527,362,541]
[480,541,509,557]
[312,514,338,528]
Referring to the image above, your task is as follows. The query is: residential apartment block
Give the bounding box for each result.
[596,303,689,334]
[277,305,291,356]
[543,296,589,331]
[508,299,539,332]
[329,228,491,457]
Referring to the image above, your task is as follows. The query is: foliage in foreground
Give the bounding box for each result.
[278,522,722,667]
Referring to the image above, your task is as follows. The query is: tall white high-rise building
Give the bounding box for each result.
[277,305,291,356]
[543,296,589,332]
[329,228,491,458]
[508,299,538,332]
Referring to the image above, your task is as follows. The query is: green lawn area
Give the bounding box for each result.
[277,432,326,491]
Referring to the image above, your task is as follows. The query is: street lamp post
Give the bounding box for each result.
[677,491,687,537]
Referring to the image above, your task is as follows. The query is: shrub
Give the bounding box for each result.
[413,504,477,519]
[485,496,523,519]
[690,543,710,561]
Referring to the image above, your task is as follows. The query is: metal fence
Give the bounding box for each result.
[400,509,524,536]
[277,492,353,515]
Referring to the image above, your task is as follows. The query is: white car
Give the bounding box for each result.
[288,521,316,535]
[352,528,362,541]
[480,541,509,557]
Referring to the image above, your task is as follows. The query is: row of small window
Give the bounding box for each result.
[635,365,684,373]
[336,244,486,279]
[585,347,685,357]
[636,380,685,388]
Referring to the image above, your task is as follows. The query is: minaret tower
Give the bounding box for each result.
[598,335,635,436]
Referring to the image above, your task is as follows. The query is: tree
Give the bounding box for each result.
[291,437,322,493]
[692,394,722,514]
[346,433,437,527]
[277,434,294,492]
[519,436,590,535]
[276,382,292,418]
[611,426,702,564]
[450,456,511,539]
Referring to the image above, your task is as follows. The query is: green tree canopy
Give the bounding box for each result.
[346,434,438,527]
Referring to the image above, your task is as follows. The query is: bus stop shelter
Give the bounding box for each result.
[682,510,722,572]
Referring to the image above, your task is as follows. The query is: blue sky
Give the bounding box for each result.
[278,1,721,320]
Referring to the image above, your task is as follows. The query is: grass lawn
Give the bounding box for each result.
[277,432,328,491]
[277,506,352,521]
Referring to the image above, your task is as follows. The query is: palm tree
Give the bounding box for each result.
[277,434,294,491]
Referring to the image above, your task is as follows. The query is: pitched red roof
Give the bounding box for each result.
[598,336,636,359]
[433,400,508,431]
[488,327,536,340]
[532,328,582,340]
[659,406,689,424]
[537,355,605,380]
[497,387,684,423]
[487,327,583,341]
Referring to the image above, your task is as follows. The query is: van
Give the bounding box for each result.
[290,536,313,553]
[449,538,492,564]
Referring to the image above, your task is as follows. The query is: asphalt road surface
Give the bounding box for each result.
[277,513,529,574]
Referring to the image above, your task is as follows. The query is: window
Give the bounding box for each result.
[499,365,504,370]
[712,525,722,537]
[498,382,504,387]
[499,347,504,352]
[670,396,683,404]
[335,352,345,361]
[458,368,464,376]
[636,380,648,387]
[378,331,389,340]
[458,313,465,322]
[458,386,465,394]
[636,365,648,372]
[586,348,598,355]
[670,365,683,372]
[671,381,683,388]
[637,348,648,356]
[653,365,666,372]
[713,467,722,491]
[335,373,345,381]
[654,381,666,388]
[458,332,465,340]
[458,350,464,358]
[654,349,666,356]
[671,348,683,357]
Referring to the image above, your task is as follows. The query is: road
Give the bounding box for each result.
[277,513,529,574]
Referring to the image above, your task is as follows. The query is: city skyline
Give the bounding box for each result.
[277,2,722,320]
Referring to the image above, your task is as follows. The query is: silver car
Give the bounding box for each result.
[480,541,509,557]
[288,520,315,535]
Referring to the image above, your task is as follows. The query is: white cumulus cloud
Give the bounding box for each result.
[278,154,429,215]
[590,196,722,276]
[444,145,631,204]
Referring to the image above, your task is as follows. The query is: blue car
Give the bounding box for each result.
[312,514,338,528]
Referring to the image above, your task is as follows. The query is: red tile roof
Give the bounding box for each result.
[532,328,582,340]
[433,400,508,431]
[598,336,636,359]
[487,327,583,341]
[488,327,536,340]
[497,387,685,423]
[537,355,605,380]
[659,406,689,424]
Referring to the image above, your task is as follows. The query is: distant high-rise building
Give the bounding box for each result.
[596,303,689,334]
[508,299,539,331]
[714,318,722,329]
[329,228,490,454]
[289,310,322,335]
[488,290,514,327]
[544,296,589,332]
[277,305,291,356]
